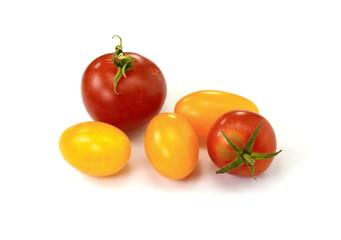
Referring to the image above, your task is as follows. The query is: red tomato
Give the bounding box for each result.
[207,110,281,178]
[81,38,167,132]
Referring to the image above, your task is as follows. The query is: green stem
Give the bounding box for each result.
[242,153,255,166]
[111,35,134,95]
[221,130,243,155]
[217,124,282,179]
[216,156,245,174]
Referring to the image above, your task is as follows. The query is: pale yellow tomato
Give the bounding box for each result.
[59,121,131,177]
[174,90,259,139]
[144,113,199,180]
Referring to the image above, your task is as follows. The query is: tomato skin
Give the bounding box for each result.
[207,110,277,177]
[59,121,131,177]
[81,52,167,132]
[174,90,259,139]
[144,113,199,180]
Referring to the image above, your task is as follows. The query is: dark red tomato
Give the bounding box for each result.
[81,52,167,132]
[207,110,281,178]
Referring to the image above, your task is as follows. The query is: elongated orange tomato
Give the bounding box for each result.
[174,90,259,139]
[144,113,199,179]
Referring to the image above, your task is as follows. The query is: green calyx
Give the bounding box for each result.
[216,122,282,180]
[111,35,134,95]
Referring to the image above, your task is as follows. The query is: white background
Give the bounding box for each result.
[1,0,340,239]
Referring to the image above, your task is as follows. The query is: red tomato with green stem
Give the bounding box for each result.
[81,35,167,132]
[207,110,282,179]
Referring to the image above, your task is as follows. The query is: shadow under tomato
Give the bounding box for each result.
[125,124,147,142]
[209,163,284,192]
[198,137,208,148]
[77,162,134,188]
[144,155,207,192]
[180,160,203,182]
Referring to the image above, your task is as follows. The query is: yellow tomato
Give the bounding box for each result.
[174,90,259,139]
[59,121,131,177]
[144,113,199,180]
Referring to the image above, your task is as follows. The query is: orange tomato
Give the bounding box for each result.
[174,90,259,139]
[144,113,199,179]
[59,121,131,177]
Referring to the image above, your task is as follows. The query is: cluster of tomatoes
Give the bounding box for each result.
[59,36,281,180]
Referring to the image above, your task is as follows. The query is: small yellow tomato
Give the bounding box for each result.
[174,90,259,139]
[59,121,131,177]
[144,113,199,180]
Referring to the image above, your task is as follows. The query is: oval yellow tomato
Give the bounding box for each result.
[59,121,131,177]
[174,90,259,139]
[144,113,199,180]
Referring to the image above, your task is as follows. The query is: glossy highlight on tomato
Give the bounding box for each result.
[207,110,280,178]
[59,121,131,177]
[82,45,167,132]
[144,113,199,180]
[174,90,259,139]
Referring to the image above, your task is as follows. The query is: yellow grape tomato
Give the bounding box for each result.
[59,121,131,177]
[174,90,259,139]
[144,113,199,180]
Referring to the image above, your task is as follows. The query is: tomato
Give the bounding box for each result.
[144,113,199,180]
[207,110,281,178]
[81,36,167,132]
[59,121,131,177]
[174,90,259,139]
